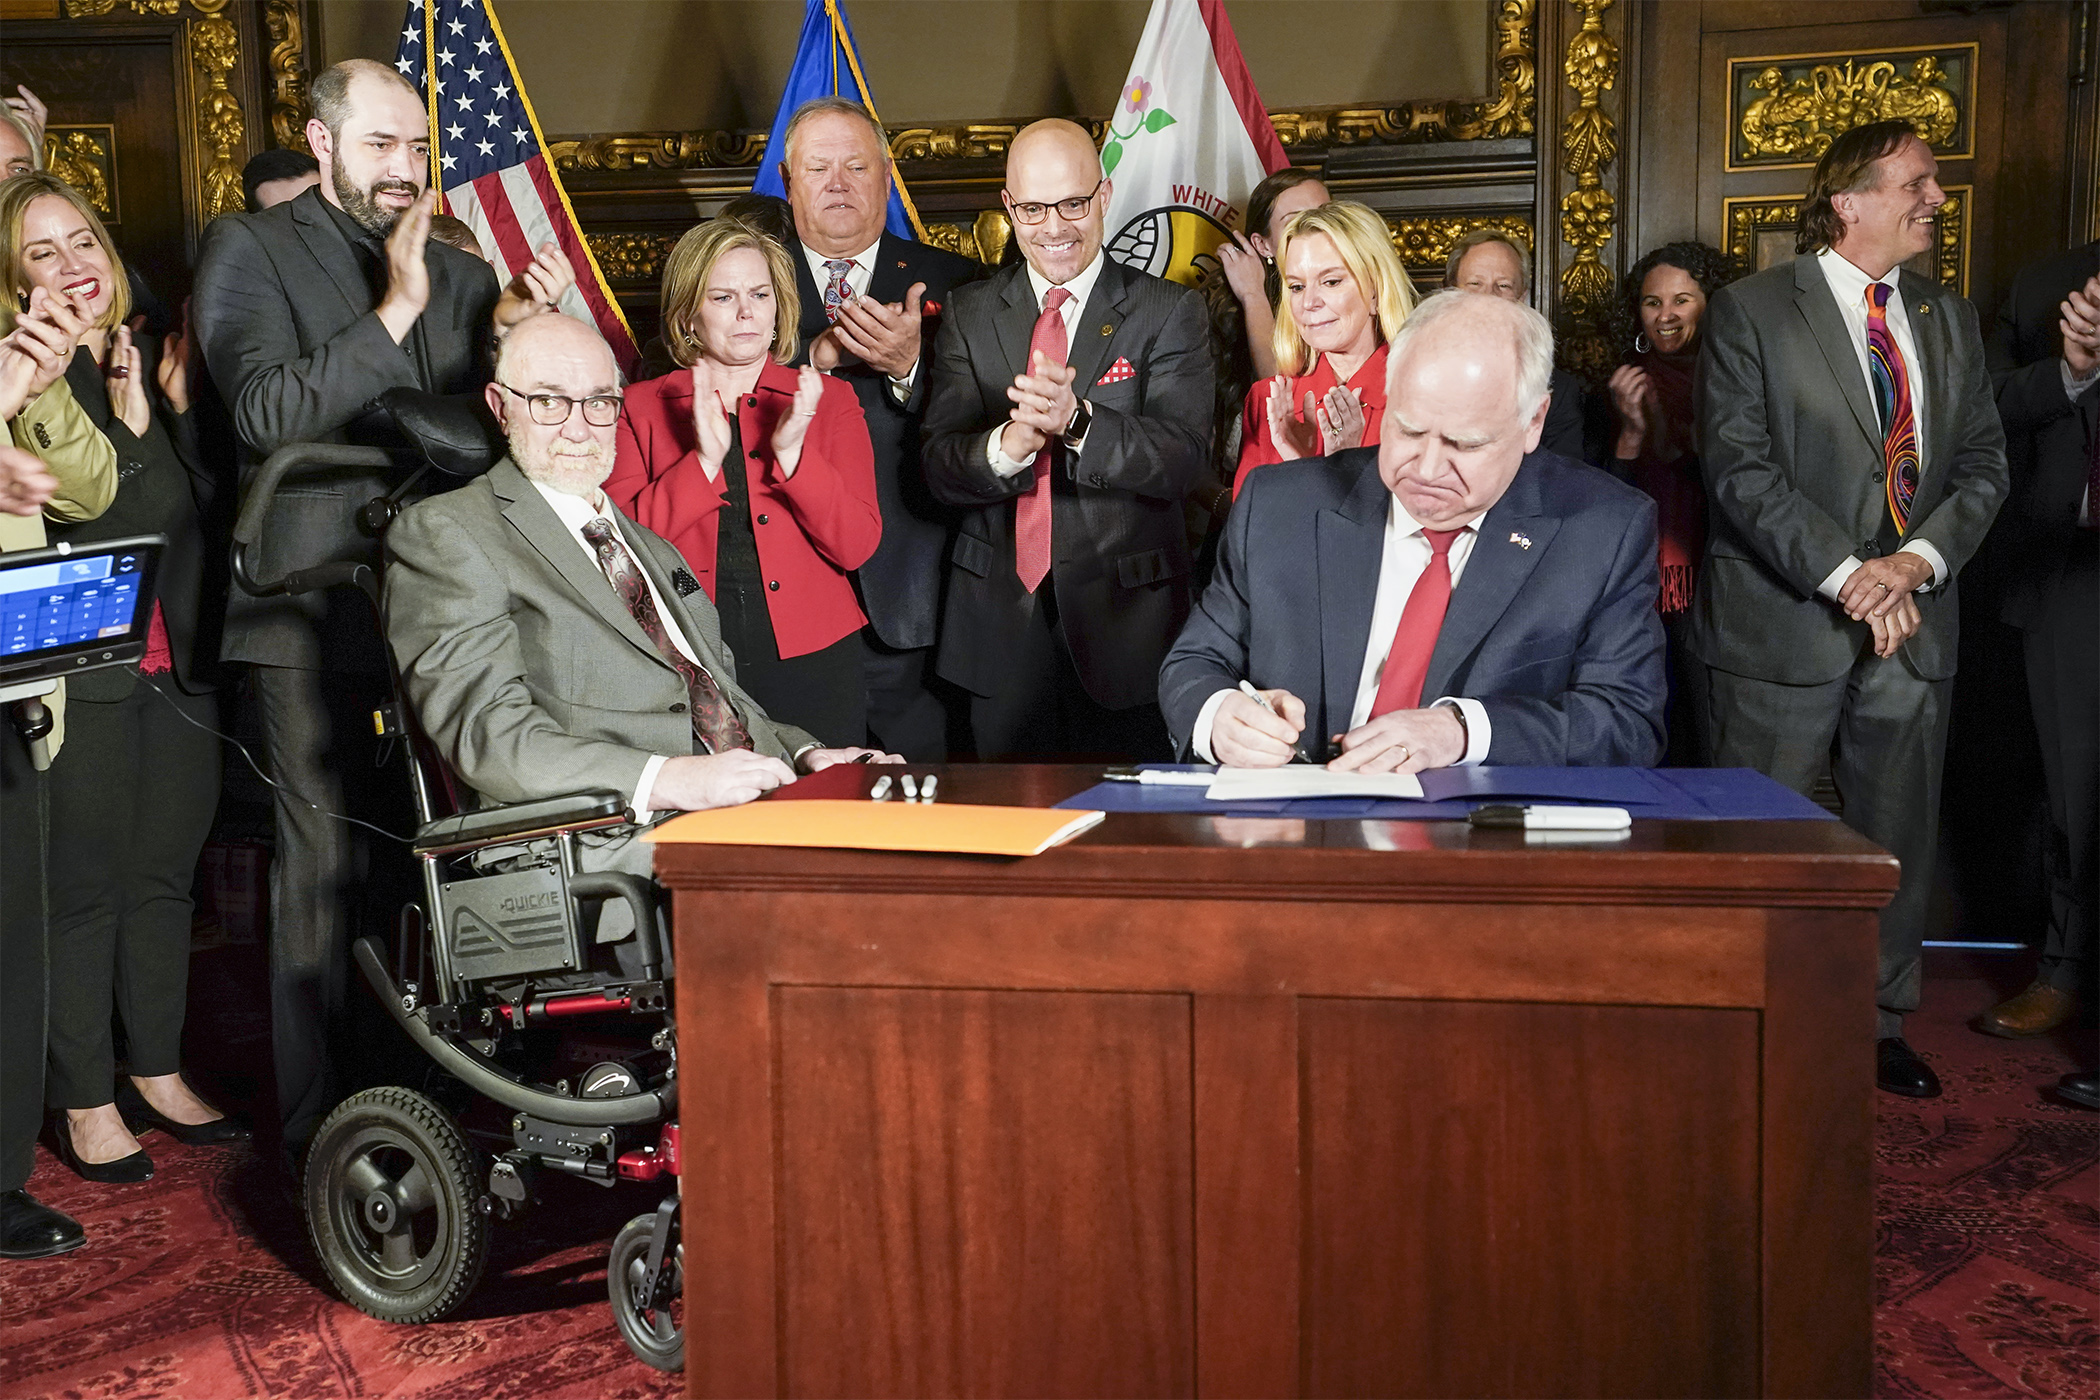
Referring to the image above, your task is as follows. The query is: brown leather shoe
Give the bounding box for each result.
[1977,982,2077,1039]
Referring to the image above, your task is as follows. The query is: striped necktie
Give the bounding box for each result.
[1865,283,1920,533]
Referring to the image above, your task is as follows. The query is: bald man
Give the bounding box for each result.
[191,57,576,1160]
[920,119,1212,759]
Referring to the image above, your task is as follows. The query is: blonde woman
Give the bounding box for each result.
[607,217,880,743]
[1234,200,1416,495]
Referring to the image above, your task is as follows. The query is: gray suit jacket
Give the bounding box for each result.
[1161,448,1666,765]
[193,186,500,671]
[1688,255,2008,684]
[921,256,1213,709]
[383,459,817,813]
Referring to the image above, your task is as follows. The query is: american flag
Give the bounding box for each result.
[394,0,638,369]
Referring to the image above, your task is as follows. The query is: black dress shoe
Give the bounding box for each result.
[1,1190,86,1260]
[116,1080,251,1146]
[2057,1071,2100,1111]
[1877,1037,1942,1098]
[51,1118,154,1184]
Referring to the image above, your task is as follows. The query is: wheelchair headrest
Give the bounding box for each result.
[380,387,504,478]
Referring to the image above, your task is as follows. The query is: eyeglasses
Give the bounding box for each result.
[1004,180,1103,226]
[496,382,623,428]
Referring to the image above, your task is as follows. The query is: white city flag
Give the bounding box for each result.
[1100,0,1290,287]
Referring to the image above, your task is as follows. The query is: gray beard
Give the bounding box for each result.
[513,434,613,498]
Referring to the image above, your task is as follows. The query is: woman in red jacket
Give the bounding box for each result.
[1233,201,1417,497]
[609,218,880,744]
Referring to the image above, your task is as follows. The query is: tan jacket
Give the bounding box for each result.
[5,372,119,765]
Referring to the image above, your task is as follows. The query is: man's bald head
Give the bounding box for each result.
[1377,290,1556,528]
[1003,119,1110,286]
[488,314,623,497]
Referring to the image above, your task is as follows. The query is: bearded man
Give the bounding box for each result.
[190,58,576,1162]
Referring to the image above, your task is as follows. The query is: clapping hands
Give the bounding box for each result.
[1267,377,1366,460]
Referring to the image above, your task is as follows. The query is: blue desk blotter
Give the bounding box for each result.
[1053,766,1834,822]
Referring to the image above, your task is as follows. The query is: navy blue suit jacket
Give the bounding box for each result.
[1159,447,1668,766]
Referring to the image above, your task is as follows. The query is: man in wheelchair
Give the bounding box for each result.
[384,310,899,974]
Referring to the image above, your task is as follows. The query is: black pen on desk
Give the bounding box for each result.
[853,752,877,763]
[1237,679,1314,764]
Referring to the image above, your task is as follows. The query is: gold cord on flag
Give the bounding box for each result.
[823,0,929,242]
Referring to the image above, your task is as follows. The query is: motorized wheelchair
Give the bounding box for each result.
[230,391,683,1370]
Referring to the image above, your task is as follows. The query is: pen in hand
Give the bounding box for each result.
[1237,679,1314,764]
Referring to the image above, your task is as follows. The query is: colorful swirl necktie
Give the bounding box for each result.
[1865,283,1919,533]
[822,259,854,323]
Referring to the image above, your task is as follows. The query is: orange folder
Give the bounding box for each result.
[642,798,1105,857]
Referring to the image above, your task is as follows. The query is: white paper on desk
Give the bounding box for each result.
[1205,767,1426,801]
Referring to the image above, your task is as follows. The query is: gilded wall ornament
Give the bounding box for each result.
[920,210,1015,268]
[191,12,244,221]
[584,232,684,284]
[1722,189,1969,295]
[1729,47,1972,169]
[43,128,116,220]
[264,0,311,153]
[1556,0,1619,325]
[1385,214,1534,273]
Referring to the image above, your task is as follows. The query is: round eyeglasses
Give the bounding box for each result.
[1004,179,1103,226]
[496,382,624,428]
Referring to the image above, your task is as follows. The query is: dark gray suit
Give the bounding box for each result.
[384,458,818,816]
[1989,241,2099,995]
[191,185,500,1148]
[786,233,979,759]
[922,256,1212,757]
[1691,253,2009,1037]
[1161,448,1666,765]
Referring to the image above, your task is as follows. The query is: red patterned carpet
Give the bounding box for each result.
[0,950,2092,1399]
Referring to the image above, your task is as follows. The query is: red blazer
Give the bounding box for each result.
[1234,342,1390,497]
[608,360,881,658]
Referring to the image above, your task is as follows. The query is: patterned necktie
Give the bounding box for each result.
[579,518,752,755]
[1370,528,1466,717]
[1014,286,1072,594]
[822,259,855,323]
[1865,283,1920,534]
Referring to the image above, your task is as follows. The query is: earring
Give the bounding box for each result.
[1634,332,1652,354]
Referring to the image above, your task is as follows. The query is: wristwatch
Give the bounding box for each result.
[1061,399,1093,448]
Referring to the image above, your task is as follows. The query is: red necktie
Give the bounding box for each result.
[580,518,752,755]
[1370,528,1466,716]
[1014,286,1072,593]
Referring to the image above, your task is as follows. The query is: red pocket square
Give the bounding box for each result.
[1096,357,1135,386]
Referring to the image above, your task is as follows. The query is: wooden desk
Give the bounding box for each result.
[662,765,1896,1399]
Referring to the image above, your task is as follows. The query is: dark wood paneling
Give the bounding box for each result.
[1298,999,1763,1399]
[773,987,1196,1399]
[1,29,192,304]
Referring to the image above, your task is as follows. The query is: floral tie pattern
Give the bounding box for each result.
[822,258,855,323]
[579,518,752,755]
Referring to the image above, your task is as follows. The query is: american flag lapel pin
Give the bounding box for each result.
[1509,531,1532,550]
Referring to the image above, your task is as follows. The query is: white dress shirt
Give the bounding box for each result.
[530,478,703,818]
[988,251,1109,477]
[1813,247,1948,596]
[1191,496,1494,766]
[801,236,918,397]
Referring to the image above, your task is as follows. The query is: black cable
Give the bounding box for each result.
[145,675,415,844]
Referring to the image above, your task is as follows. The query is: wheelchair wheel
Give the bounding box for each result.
[305,1086,488,1324]
[609,1210,683,1371]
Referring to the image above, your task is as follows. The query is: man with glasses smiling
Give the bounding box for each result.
[191,58,577,1170]
[387,314,895,941]
[921,118,1211,760]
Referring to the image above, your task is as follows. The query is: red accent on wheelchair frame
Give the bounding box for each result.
[614,1125,679,1181]
[657,1122,679,1177]
[503,991,636,1026]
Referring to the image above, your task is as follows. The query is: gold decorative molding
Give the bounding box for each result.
[1728,45,1974,171]
[263,0,311,153]
[920,209,1014,268]
[1722,187,1970,295]
[191,9,243,220]
[1555,0,1618,327]
[1386,214,1534,273]
[585,231,682,284]
[43,127,116,219]
[64,0,179,13]
[554,0,1537,176]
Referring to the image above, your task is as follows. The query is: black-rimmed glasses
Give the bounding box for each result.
[1004,179,1103,225]
[495,382,623,428]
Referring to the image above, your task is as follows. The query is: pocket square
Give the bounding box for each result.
[1096,357,1135,386]
[670,567,703,598]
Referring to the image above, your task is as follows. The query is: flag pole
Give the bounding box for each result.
[824,0,928,241]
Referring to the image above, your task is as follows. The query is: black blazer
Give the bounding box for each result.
[1160,448,1666,766]
[1988,240,2099,630]
[921,257,1213,710]
[786,230,981,652]
[46,341,220,699]
[191,186,500,672]
[1689,255,2009,685]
